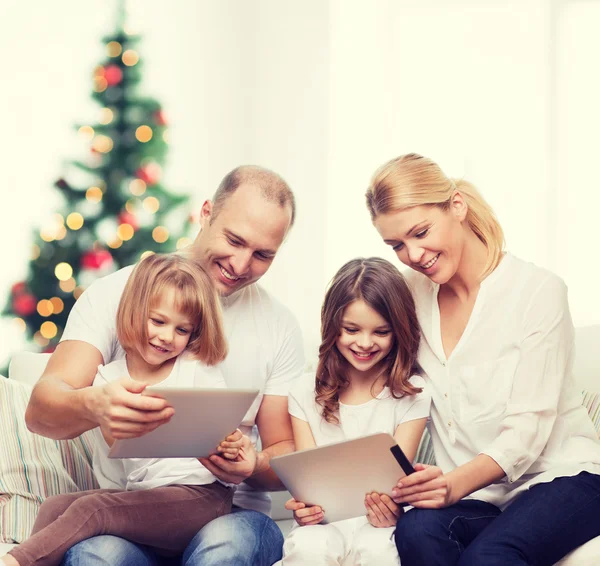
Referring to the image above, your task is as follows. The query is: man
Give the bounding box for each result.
[26,165,304,566]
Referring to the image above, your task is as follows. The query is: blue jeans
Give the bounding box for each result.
[61,507,283,566]
[395,471,600,566]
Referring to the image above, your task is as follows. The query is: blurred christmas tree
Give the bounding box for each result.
[2,6,194,369]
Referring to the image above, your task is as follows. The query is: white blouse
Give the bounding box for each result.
[408,253,600,509]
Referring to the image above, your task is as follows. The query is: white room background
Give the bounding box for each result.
[0,0,598,366]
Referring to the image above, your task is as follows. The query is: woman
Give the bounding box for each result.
[364,153,600,565]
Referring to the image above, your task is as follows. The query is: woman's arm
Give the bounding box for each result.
[393,416,428,462]
[393,275,573,508]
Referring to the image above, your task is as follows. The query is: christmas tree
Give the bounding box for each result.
[2,8,193,368]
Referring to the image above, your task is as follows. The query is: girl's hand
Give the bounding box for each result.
[217,429,244,460]
[392,463,454,508]
[364,492,402,528]
[285,497,324,526]
[198,434,257,485]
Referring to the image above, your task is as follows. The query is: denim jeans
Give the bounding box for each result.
[61,507,284,566]
[395,471,600,566]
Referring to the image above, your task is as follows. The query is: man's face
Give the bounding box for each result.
[193,184,292,296]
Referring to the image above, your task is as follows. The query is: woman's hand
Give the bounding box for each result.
[392,463,455,509]
[285,497,324,526]
[364,492,402,527]
[216,429,244,460]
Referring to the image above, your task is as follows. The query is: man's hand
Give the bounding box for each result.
[92,377,174,440]
[199,433,257,484]
[364,492,402,527]
[285,498,324,526]
[391,463,453,509]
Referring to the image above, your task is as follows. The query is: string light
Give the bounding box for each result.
[106,41,122,57]
[34,332,50,347]
[92,135,114,153]
[94,77,108,92]
[66,212,84,230]
[176,237,192,250]
[50,297,64,314]
[125,198,139,213]
[140,251,155,260]
[55,225,67,240]
[107,238,123,249]
[143,196,160,213]
[12,318,26,333]
[78,126,95,139]
[122,50,139,66]
[99,107,114,125]
[59,277,76,293]
[135,125,153,143]
[117,223,134,241]
[152,226,169,243]
[55,262,73,281]
[86,186,103,203]
[40,321,58,340]
[129,179,146,196]
[37,299,54,317]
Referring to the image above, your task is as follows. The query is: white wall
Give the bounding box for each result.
[1,0,598,365]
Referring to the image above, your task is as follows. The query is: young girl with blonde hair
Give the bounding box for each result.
[281,257,431,565]
[3,253,246,566]
[366,153,600,565]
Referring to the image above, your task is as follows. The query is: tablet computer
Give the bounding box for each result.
[108,387,259,459]
[270,432,414,523]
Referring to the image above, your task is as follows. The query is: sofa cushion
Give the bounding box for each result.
[0,377,97,543]
[582,390,600,435]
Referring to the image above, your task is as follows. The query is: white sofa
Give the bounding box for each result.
[1,325,599,563]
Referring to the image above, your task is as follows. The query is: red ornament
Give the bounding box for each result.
[154,110,167,126]
[81,249,113,271]
[13,293,36,316]
[135,163,162,186]
[104,64,123,87]
[118,211,139,231]
[11,281,27,296]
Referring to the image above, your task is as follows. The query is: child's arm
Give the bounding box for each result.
[285,415,325,525]
[364,417,428,528]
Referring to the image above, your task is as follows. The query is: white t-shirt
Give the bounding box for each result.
[61,264,305,513]
[407,252,600,510]
[91,355,225,491]
[288,372,431,446]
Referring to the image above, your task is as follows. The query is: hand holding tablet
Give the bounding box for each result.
[271,432,415,523]
[108,387,259,459]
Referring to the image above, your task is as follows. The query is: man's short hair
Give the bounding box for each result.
[211,165,296,226]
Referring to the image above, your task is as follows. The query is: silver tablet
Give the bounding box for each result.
[270,432,414,523]
[108,387,259,459]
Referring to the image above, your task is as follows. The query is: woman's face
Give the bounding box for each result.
[373,200,466,285]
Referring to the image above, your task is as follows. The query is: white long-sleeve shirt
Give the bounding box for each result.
[408,253,600,510]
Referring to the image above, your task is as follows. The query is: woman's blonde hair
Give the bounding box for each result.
[365,153,505,278]
[117,253,227,365]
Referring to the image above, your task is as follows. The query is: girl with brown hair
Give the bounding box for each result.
[3,253,247,566]
[281,257,431,565]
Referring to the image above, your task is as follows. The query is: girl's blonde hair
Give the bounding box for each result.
[316,257,422,425]
[117,253,227,365]
[365,153,505,278]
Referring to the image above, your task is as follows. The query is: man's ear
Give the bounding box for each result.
[450,191,468,222]
[199,200,213,228]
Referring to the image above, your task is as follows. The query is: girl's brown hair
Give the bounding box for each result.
[315,257,421,424]
[365,153,505,278]
[117,253,227,365]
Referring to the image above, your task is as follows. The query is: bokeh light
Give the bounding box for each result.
[55,262,73,281]
[50,297,64,314]
[135,125,153,143]
[99,107,114,125]
[122,50,139,66]
[78,126,95,139]
[86,186,103,203]
[129,179,146,196]
[106,41,122,57]
[176,237,192,250]
[40,321,58,340]
[59,277,76,293]
[66,212,84,230]
[92,135,114,153]
[117,223,134,241]
[37,299,53,317]
[143,196,160,213]
[152,226,169,243]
